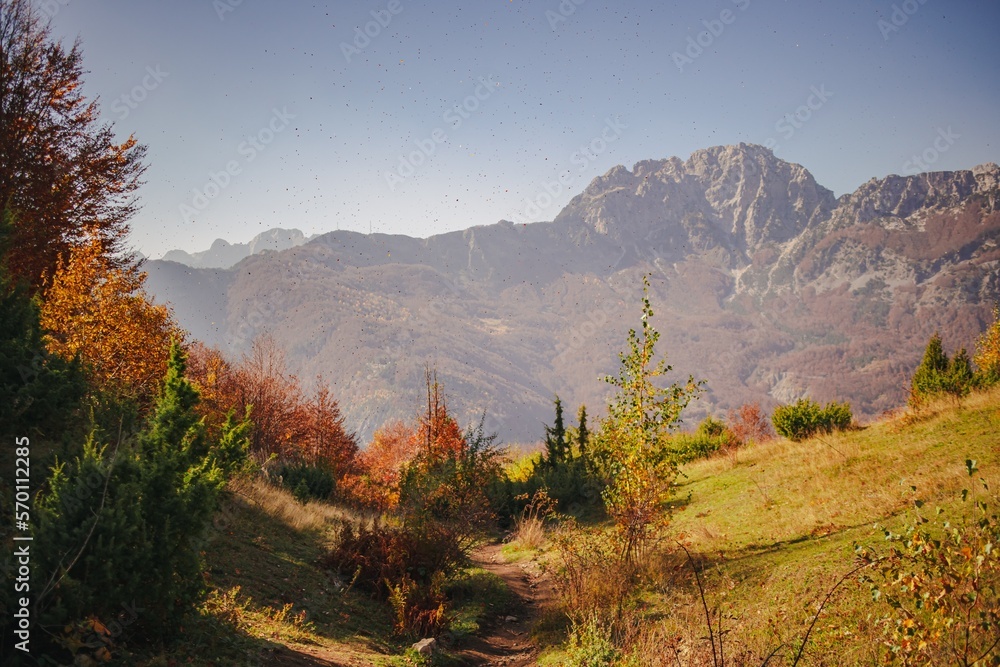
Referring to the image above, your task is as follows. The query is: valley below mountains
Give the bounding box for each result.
[144,144,1000,444]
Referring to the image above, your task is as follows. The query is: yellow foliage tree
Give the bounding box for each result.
[594,277,703,564]
[40,236,182,406]
[974,304,1000,386]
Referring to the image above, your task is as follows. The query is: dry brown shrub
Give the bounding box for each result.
[511,488,558,550]
[727,402,774,446]
[548,522,638,642]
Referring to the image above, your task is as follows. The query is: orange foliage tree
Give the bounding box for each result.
[40,236,182,407]
[354,420,420,510]
[413,371,465,460]
[230,335,304,458]
[298,381,358,478]
[185,341,245,440]
[187,336,358,479]
[975,304,1000,386]
[1,0,147,290]
[395,373,505,559]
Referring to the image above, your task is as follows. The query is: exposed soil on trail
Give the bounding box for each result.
[452,543,556,666]
[266,543,554,666]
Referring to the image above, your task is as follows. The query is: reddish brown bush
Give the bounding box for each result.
[187,336,358,484]
[322,520,457,635]
[727,401,774,446]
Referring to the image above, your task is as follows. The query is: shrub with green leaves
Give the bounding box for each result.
[857,460,1000,665]
[278,462,336,502]
[499,456,605,523]
[566,614,621,667]
[592,276,704,563]
[771,398,852,441]
[668,416,737,463]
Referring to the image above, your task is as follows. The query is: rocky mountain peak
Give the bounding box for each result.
[831,164,1000,231]
[554,144,836,265]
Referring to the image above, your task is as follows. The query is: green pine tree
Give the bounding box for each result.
[910,333,950,404]
[576,404,590,459]
[33,343,250,637]
[542,395,568,468]
[945,347,974,398]
[0,209,85,442]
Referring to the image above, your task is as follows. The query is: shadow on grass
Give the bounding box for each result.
[185,492,412,663]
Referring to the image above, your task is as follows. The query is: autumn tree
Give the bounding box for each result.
[974,304,1000,387]
[356,420,420,510]
[413,369,465,460]
[727,401,774,445]
[230,334,303,458]
[398,380,504,562]
[40,235,182,409]
[189,337,357,487]
[593,277,703,563]
[298,380,358,477]
[185,341,241,428]
[0,0,146,289]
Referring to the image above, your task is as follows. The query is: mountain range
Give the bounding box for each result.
[144,144,1000,444]
[160,228,313,268]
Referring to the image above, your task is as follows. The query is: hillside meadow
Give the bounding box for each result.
[95,387,997,666]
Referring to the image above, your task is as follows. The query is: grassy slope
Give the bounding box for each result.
[655,388,1000,661]
[129,389,998,665]
[133,477,513,666]
[123,479,413,666]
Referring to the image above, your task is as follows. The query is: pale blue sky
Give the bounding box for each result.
[46,0,1000,258]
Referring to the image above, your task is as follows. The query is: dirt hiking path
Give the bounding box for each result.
[268,543,554,666]
[453,543,555,666]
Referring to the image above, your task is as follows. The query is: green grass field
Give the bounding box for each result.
[126,388,999,666]
[640,388,1000,663]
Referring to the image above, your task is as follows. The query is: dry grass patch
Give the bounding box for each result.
[229,475,368,536]
[204,585,315,644]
